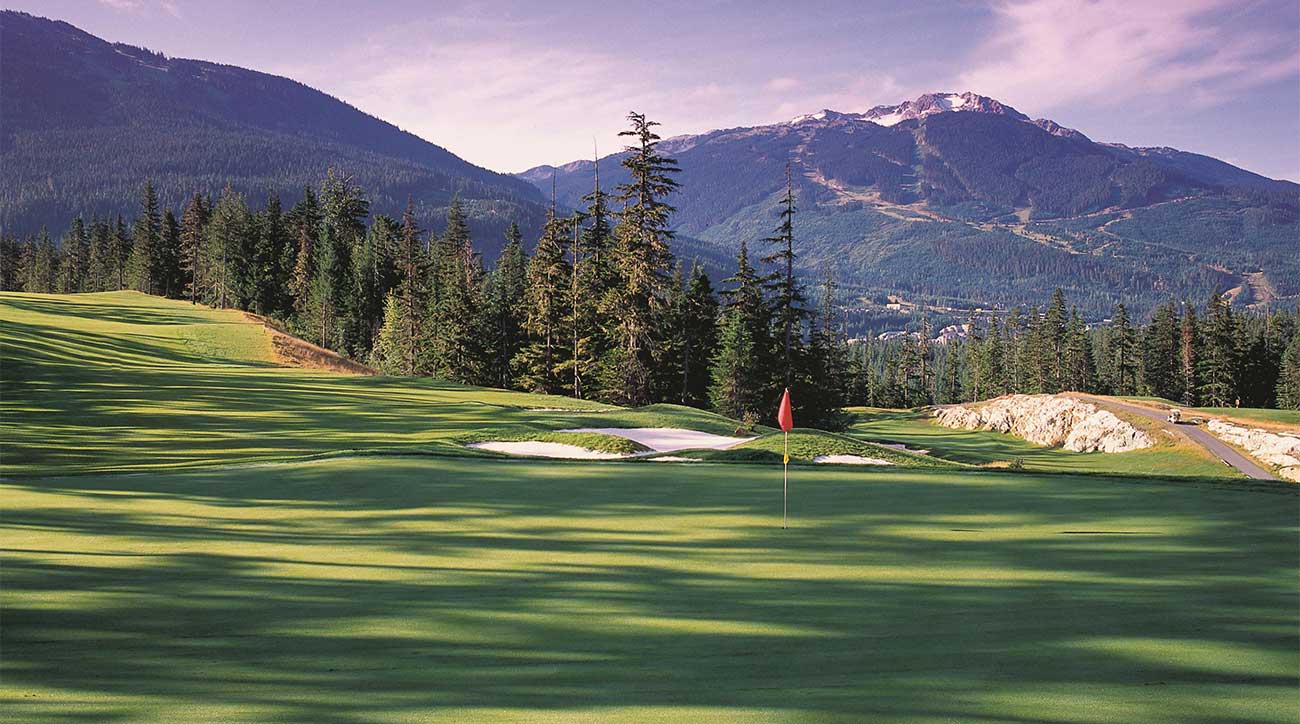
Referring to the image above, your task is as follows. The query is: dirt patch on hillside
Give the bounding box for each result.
[243,312,375,375]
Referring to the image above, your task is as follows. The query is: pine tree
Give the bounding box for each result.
[428,198,487,383]
[599,111,680,406]
[386,200,429,377]
[87,217,113,292]
[110,214,132,291]
[1198,291,1238,407]
[1140,301,1180,399]
[179,193,210,304]
[515,209,571,393]
[1004,307,1025,393]
[1041,288,1067,392]
[1276,333,1300,410]
[158,210,182,298]
[306,223,344,349]
[22,229,57,293]
[252,194,291,317]
[708,241,771,421]
[1179,303,1199,405]
[709,303,760,422]
[56,217,88,293]
[371,293,410,375]
[762,165,809,392]
[1061,307,1095,392]
[1109,303,1137,396]
[288,186,322,319]
[679,262,719,407]
[318,170,368,355]
[128,180,162,294]
[799,272,849,427]
[205,186,249,309]
[485,223,527,388]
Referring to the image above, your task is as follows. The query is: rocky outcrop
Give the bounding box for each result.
[935,394,1153,453]
[1206,420,1300,481]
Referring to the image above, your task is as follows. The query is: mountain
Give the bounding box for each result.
[521,92,1299,317]
[0,11,548,253]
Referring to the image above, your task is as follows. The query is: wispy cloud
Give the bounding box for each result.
[276,17,908,171]
[956,0,1299,113]
[97,0,181,18]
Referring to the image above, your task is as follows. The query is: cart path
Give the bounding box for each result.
[1076,395,1277,480]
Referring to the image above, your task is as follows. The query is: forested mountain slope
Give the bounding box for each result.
[0,11,548,253]
[522,93,1300,317]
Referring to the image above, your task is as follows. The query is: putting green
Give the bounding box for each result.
[3,458,1296,722]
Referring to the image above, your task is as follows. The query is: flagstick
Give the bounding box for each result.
[783,429,788,529]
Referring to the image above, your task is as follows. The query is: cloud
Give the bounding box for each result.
[279,18,909,172]
[956,0,1299,113]
[96,0,181,17]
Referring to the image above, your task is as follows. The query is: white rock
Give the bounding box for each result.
[934,395,1152,453]
[1206,420,1300,471]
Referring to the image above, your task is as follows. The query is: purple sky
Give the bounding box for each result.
[11,0,1300,180]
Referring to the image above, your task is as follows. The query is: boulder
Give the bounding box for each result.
[1206,420,1300,474]
[934,394,1152,453]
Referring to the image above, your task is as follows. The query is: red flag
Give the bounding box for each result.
[777,388,793,432]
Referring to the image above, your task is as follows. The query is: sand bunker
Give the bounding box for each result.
[562,427,753,452]
[813,455,894,465]
[877,442,929,455]
[649,456,701,463]
[466,441,628,459]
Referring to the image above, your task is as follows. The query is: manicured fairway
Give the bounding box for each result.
[3,458,1296,723]
[4,291,1297,722]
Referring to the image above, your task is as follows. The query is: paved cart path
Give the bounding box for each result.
[1077,395,1277,480]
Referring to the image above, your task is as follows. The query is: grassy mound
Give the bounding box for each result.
[456,430,651,455]
[0,292,752,475]
[694,428,956,468]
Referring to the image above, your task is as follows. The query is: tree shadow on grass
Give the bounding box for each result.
[3,459,1297,723]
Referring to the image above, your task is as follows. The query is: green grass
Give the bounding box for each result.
[0,292,763,475]
[3,458,1296,723]
[1120,397,1300,428]
[4,291,1298,722]
[845,408,1238,478]
[726,428,956,467]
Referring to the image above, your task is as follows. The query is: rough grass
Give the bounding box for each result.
[847,407,1238,478]
[3,457,1296,723]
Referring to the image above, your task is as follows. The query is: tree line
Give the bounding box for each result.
[2,113,850,428]
[848,289,1300,410]
[5,111,1296,418]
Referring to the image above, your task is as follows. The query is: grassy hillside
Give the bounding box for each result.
[1,292,775,475]
[845,407,1237,478]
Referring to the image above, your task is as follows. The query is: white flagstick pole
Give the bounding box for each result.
[783,429,788,529]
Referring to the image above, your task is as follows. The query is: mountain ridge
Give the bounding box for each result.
[519,91,1298,316]
[0,10,548,253]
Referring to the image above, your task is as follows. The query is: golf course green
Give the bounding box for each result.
[3,292,1298,723]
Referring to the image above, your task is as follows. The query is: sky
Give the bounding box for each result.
[10,0,1300,180]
